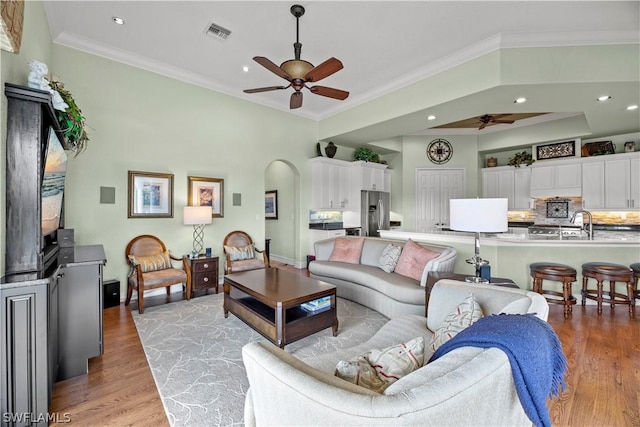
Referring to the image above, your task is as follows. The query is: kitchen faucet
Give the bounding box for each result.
[570,210,593,240]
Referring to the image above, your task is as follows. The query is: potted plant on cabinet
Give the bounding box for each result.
[507,151,535,168]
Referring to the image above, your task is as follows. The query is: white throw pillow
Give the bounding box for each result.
[429,293,484,352]
[335,337,425,392]
[378,243,402,273]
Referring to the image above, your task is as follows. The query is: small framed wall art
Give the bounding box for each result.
[535,140,577,161]
[128,171,174,218]
[265,190,278,220]
[188,176,224,218]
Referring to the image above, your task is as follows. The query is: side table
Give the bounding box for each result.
[190,256,219,296]
[424,272,519,317]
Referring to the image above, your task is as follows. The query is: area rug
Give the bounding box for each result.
[132,293,388,426]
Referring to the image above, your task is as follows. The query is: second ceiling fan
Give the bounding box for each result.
[243,4,349,109]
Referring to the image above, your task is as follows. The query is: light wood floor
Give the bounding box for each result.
[50,265,639,426]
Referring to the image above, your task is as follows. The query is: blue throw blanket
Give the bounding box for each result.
[429,314,567,427]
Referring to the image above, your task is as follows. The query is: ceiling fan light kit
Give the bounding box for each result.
[243,4,349,109]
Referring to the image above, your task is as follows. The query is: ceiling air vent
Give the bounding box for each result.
[205,22,231,40]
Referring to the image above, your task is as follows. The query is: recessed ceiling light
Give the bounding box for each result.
[112,16,125,25]
[597,95,611,101]
[427,115,436,121]
[627,105,639,111]
[514,97,527,104]
[242,66,249,73]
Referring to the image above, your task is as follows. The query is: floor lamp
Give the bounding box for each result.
[449,198,508,283]
[183,206,212,258]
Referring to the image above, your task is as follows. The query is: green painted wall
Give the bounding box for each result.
[265,160,297,264]
[47,44,318,292]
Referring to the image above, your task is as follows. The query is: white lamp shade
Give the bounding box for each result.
[183,206,212,225]
[449,198,508,232]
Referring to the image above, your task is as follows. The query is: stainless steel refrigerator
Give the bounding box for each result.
[361,190,390,237]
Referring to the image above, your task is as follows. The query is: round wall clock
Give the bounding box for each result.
[427,138,453,164]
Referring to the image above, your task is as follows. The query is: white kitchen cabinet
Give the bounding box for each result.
[482,167,515,208]
[581,159,605,209]
[513,168,532,209]
[352,161,388,191]
[530,162,581,197]
[309,229,346,254]
[481,167,531,210]
[604,154,640,209]
[310,157,352,209]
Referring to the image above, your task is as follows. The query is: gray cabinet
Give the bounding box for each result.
[1,279,50,426]
[57,246,105,380]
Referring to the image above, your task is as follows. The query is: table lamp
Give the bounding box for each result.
[183,206,212,258]
[449,198,508,283]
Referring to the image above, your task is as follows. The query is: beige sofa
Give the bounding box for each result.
[309,237,457,318]
[242,279,549,426]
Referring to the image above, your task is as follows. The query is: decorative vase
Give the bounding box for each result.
[325,142,337,158]
[487,157,498,167]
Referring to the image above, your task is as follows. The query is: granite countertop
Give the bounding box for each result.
[380,228,640,245]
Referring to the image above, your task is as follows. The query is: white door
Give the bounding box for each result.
[416,168,465,231]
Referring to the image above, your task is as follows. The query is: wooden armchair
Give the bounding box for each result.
[223,230,269,274]
[125,234,192,314]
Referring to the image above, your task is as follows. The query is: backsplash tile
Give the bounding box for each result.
[508,197,640,225]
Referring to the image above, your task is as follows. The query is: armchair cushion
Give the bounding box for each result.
[127,251,172,272]
[224,244,255,261]
[394,239,440,281]
[128,267,187,289]
[228,258,266,273]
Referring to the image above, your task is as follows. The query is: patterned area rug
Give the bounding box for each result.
[132,293,387,426]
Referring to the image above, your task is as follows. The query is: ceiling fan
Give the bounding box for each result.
[477,114,515,130]
[243,4,349,109]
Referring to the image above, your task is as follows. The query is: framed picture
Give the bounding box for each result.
[265,190,278,220]
[535,140,577,160]
[128,171,174,218]
[188,176,224,218]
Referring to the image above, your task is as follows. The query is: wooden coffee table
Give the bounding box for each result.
[223,268,338,348]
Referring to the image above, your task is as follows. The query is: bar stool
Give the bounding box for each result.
[582,262,635,317]
[631,263,640,299]
[530,262,577,318]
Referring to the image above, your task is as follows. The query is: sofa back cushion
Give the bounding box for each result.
[360,238,402,266]
[427,280,532,331]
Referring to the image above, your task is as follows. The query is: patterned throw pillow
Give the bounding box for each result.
[378,243,402,273]
[224,244,255,261]
[335,337,425,392]
[393,239,440,281]
[429,293,484,352]
[328,237,365,264]
[128,251,172,273]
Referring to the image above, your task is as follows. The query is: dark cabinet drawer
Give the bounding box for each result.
[190,256,219,295]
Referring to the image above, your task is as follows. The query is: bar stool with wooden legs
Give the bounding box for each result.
[582,262,635,317]
[631,262,640,300]
[530,262,577,319]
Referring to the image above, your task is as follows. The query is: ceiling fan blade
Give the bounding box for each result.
[493,120,515,124]
[253,56,291,80]
[243,85,289,94]
[478,122,487,130]
[305,58,344,82]
[290,92,303,109]
[309,85,349,100]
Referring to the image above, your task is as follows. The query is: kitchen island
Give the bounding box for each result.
[379,229,639,302]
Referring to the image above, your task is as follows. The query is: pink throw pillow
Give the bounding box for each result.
[394,239,440,281]
[328,237,365,264]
